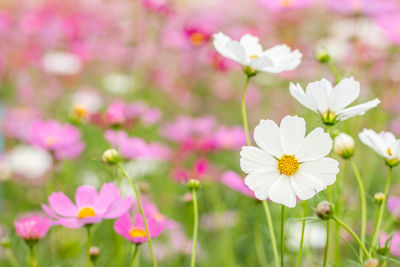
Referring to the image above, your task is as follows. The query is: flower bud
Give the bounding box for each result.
[363,259,379,267]
[102,149,121,165]
[316,201,333,220]
[187,179,200,191]
[385,157,399,168]
[90,246,100,263]
[333,133,355,159]
[321,110,337,126]
[374,192,385,205]
[315,48,330,63]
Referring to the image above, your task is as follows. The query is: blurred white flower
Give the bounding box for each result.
[7,145,52,179]
[290,77,380,125]
[42,51,82,75]
[103,73,132,95]
[240,116,339,207]
[359,129,400,167]
[287,222,326,251]
[71,90,102,114]
[213,32,302,73]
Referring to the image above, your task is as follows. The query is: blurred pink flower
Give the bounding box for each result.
[106,102,126,125]
[258,0,312,12]
[375,14,400,45]
[173,159,209,183]
[29,119,85,160]
[42,183,132,228]
[14,215,52,241]
[105,130,171,161]
[114,213,164,244]
[327,0,397,16]
[388,196,400,218]
[140,0,173,14]
[214,126,246,150]
[221,171,255,198]
[2,107,41,141]
[380,232,400,257]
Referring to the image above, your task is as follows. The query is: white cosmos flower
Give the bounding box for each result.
[42,51,82,75]
[213,32,302,73]
[289,77,380,125]
[240,115,339,207]
[359,129,400,167]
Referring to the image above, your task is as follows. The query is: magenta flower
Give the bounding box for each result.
[105,130,170,161]
[14,215,52,241]
[106,102,126,126]
[114,213,163,244]
[42,183,132,228]
[380,232,400,257]
[221,171,255,198]
[29,119,85,160]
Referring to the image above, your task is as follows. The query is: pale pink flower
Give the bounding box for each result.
[258,0,312,12]
[327,0,397,16]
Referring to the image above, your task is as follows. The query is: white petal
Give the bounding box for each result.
[306,79,331,113]
[253,119,283,158]
[381,131,396,147]
[268,175,297,207]
[289,83,318,112]
[239,34,263,57]
[213,32,234,60]
[299,158,339,186]
[390,140,400,159]
[337,98,380,120]
[249,56,272,70]
[240,146,277,174]
[296,127,332,162]
[328,77,360,112]
[358,129,387,157]
[279,116,305,155]
[225,41,247,65]
[244,169,281,200]
[291,173,325,200]
[260,44,302,73]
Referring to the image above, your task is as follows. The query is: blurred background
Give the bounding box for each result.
[1,0,400,266]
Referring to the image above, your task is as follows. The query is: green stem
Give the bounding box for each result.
[369,167,392,253]
[280,205,285,267]
[351,159,367,262]
[87,226,91,267]
[323,187,332,267]
[28,244,36,267]
[254,223,269,267]
[332,216,371,259]
[130,244,140,267]
[4,248,19,267]
[190,189,199,267]
[296,201,308,267]
[262,200,280,267]
[241,76,251,145]
[117,164,158,267]
[327,61,341,83]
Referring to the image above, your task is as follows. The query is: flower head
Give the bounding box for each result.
[240,116,339,207]
[14,215,52,241]
[114,213,163,244]
[213,32,302,74]
[359,129,400,167]
[42,183,132,228]
[290,77,380,125]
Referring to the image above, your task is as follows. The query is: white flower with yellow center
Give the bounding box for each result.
[289,77,380,125]
[240,116,339,207]
[213,32,302,74]
[359,129,400,167]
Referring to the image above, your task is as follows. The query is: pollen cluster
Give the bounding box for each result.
[277,154,300,176]
[77,207,96,219]
[129,227,147,238]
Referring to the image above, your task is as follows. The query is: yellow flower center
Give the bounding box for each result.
[190,32,206,45]
[74,105,88,118]
[129,227,147,238]
[249,54,258,59]
[77,207,96,219]
[281,0,292,6]
[387,148,392,156]
[277,155,300,176]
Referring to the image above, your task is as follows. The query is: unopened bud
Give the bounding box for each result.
[334,133,355,159]
[374,192,385,205]
[102,149,121,165]
[187,179,200,191]
[363,259,379,267]
[315,48,330,63]
[316,201,333,220]
[90,246,100,263]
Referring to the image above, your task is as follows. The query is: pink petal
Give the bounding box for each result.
[113,213,132,238]
[75,186,99,208]
[95,183,120,214]
[103,197,132,219]
[48,192,78,217]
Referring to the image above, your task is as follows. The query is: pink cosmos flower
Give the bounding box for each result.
[14,215,52,241]
[258,0,312,12]
[105,130,171,161]
[114,213,163,244]
[140,0,173,15]
[327,0,397,16]
[380,232,400,257]
[174,159,209,183]
[42,183,132,228]
[106,102,126,125]
[388,196,400,218]
[214,126,246,150]
[29,119,85,160]
[221,171,255,198]
[375,14,400,45]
